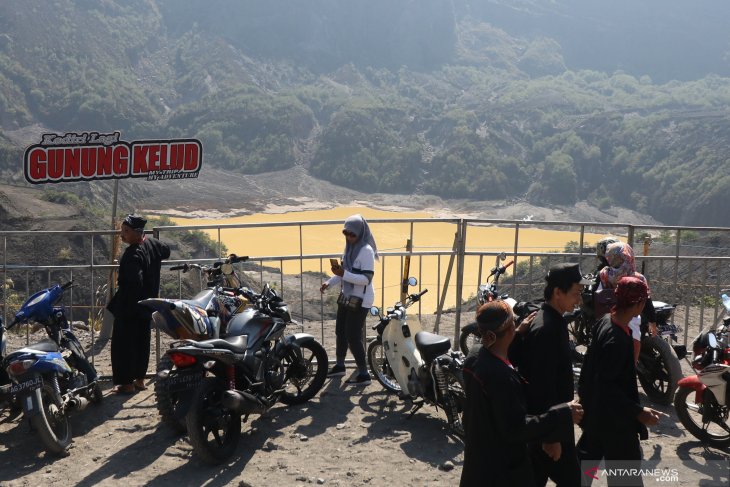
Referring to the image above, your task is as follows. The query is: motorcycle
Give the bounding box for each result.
[459,252,516,355]
[569,280,685,405]
[367,277,466,438]
[673,297,730,447]
[140,254,250,433]
[163,282,328,464]
[1,281,101,455]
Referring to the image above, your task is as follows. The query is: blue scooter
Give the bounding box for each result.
[2,281,101,456]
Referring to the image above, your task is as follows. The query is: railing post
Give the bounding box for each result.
[454,220,467,348]
[512,222,520,297]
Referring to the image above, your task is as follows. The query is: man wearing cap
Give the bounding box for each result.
[577,276,662,486]
[107,214,170,394]
[513,262,591,486]
[460,301,582,487]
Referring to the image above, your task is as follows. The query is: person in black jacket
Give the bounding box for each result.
[577,276,663,487]
[107,214,170,394]
[515,262,591,487]
[460,300,582,487]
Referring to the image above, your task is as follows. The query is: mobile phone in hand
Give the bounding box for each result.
[329,258,340,268]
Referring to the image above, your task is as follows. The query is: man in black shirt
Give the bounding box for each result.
[107,214,170,394]
[461,301,581,487]
[515,262,591,487]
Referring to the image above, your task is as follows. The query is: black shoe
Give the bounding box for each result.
[345,373,371,386]
[326,364,346,378]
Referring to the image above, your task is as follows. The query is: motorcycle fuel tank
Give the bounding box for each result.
[226,308,274,349]
[382,315,424,395]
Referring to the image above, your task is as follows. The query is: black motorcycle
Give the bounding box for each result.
[141,254,250,434]
[568,282,685,405]
[162,283,328,464]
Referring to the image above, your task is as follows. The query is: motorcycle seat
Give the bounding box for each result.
[5,340,59,362]
[182,289,216,310]
[415,331,451,362]
[194,335,248,353]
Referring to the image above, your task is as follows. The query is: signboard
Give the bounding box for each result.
[23,131,202,184]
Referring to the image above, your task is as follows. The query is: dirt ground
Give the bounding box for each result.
[1,312,729,487]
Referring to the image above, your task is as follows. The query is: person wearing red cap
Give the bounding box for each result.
[460,301,582,487]
[577,276,664,486]
[107,214,170,394]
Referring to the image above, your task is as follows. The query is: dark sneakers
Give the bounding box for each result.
[345,373,371,386]
[326,364,346,378]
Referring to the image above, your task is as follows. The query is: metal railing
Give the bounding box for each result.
[3,218,730,377]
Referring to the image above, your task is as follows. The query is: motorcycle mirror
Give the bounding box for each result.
[369,306,380,316]
[220,263,234,275]
[708,332,719,348]
[408,276,417,286]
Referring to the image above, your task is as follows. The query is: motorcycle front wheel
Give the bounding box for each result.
[458,323,480,356]
[637,336,682,405]
[673,386,730,447]
[186,377,241,465]
[279,340,328,406]
[30,381,71,456]
[367,338,401,393]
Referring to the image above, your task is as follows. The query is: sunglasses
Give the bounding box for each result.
[342,230,357,238]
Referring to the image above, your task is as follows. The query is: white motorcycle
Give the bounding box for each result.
[367,277,466,438]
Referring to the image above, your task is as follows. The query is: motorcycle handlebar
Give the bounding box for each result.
[169,264,188,271]
[61,281,74,290]
[226,254,249,264]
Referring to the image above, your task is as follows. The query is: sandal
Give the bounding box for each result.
[113,384,136,395]
[133,380,148,391]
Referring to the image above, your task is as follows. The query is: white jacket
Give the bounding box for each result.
[326,245,376,308]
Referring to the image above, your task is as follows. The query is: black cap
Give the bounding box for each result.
[122,214,147,230]
[545,263,592,287]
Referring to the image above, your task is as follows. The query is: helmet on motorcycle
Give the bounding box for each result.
[596,237,620,259]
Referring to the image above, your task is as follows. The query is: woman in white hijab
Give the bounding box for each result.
[320,214,378,385]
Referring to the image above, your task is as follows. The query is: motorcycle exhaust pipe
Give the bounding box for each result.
[221,389,267,415]
[66,395,89,411]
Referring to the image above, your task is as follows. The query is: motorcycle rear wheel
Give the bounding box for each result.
[30,382,71,456]
[367,338,401,393]
[186,377,242,465]
[637,336,682,405]
[673,386,730,447]
[279,340,328,406]
[155,355,187,434]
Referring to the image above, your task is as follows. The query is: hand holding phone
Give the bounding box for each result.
[329,258,340,268]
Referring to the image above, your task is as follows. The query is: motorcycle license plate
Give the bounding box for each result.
[165,369,204,392]
[10,376,43,395]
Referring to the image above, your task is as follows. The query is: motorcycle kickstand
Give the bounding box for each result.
[406,400,424,420]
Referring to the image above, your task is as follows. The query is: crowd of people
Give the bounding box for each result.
[106,214,666,485]
[461,240,665,487]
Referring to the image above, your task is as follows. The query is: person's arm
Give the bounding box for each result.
[488,372,572,445]
[118,252,145,307]
[521,324,560,415]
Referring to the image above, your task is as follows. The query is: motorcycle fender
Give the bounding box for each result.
[18,387,44,418]
[173,389,197,420]
[677,375,707,404]
[282,333,317,348]
[460,322,477,334]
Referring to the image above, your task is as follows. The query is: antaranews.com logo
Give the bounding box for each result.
[584,465,679,483]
